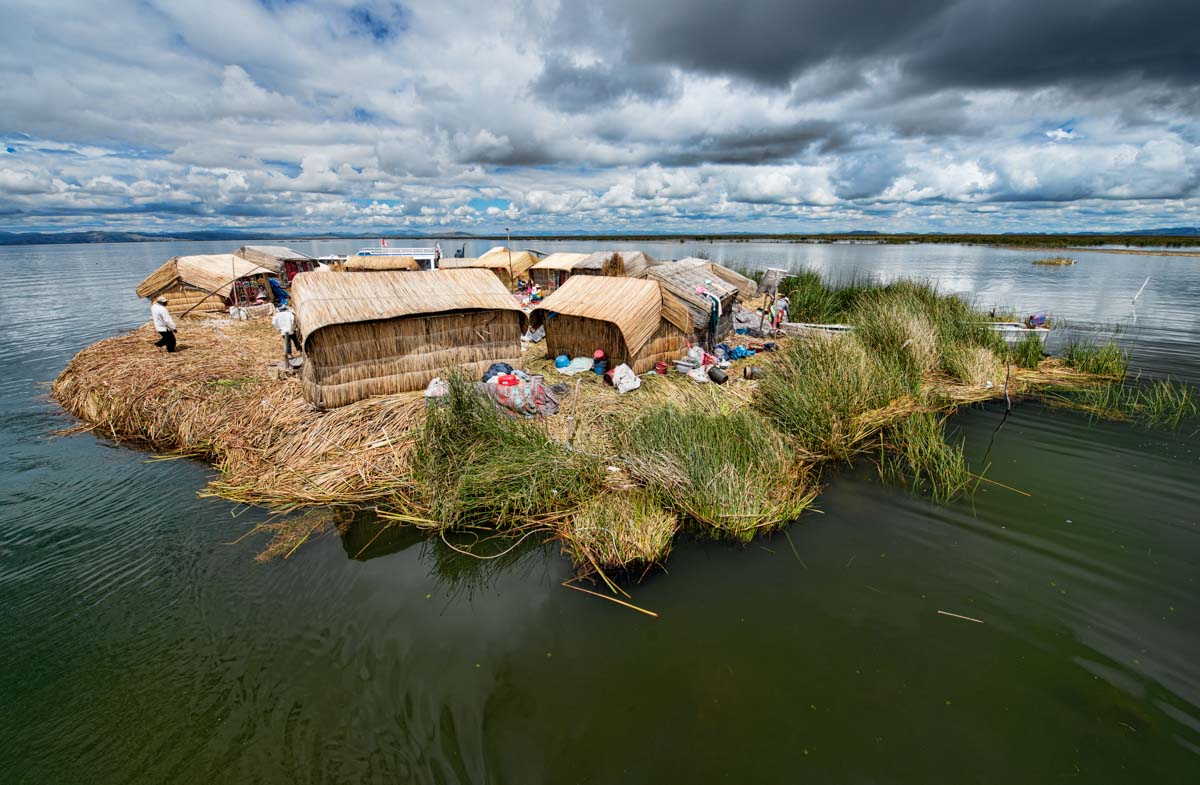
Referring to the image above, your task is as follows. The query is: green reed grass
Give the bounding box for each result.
[1065,339,1128,377]
[411,374,604,528]
[1010,333,1045,369]
[757,334,903,456]
[620,405,815,541]
[879,412,974,504]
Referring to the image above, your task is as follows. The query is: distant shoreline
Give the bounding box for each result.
[999,245,1200,257]
[2,230,1199,251]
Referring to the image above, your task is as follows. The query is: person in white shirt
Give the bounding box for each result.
[150,296,178,353]
[272,302,300,359]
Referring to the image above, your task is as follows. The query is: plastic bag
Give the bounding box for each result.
[611,364,641,394]
[424,377,448,398]
[687,366,711,384]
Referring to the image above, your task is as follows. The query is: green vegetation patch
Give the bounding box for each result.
[620,405,815,541]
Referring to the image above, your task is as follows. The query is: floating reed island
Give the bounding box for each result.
[1033,256,1077,266]
[52,267,1193,580]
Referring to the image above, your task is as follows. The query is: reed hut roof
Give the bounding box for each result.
[472,247,538,276]
[531,252,589,272]
[574,250,660,278]
[674,258,758,298]
[343,255,419,271]
[435,257,481,268]
[531,275,691,355]
[290,268,523,341]
[646,262,739,314]
[135,254,273,300]
[237,245,314,262]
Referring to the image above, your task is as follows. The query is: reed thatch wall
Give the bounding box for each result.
[530,252,588,291]
[646,262,738,345]
[154,283,227,316]
[302,310,524,408]
[531,275,691,374]
[573,250,660,278]
[292,268,526,408]
[135,254,273,305]
[343,255,419,272]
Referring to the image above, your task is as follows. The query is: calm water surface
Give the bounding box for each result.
[1,240,1197,784]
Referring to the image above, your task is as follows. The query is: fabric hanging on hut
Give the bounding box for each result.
[269,277,289,304]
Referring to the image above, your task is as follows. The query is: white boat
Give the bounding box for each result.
[354,246,440,270]
[778,322,856,336]
[987,322,1050,344]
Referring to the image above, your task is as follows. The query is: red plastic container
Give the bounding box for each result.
[496,374,519,387]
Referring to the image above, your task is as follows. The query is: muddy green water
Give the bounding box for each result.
[1,240,1197,784]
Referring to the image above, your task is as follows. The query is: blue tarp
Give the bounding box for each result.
[268,277,289,305]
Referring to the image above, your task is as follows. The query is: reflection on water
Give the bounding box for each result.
[0,240,1197,783]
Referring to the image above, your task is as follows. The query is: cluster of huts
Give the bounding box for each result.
[134,244,760,410]
[134,245,320,316]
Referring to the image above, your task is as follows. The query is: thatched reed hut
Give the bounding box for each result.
[440,247,538,288]
[573,250,660,279]
[235,245,318,281]
[530,275,692,374]
[135,254,274,315]
[342,255,419,272]
[291,268,525,409]
[645,262,741,348]
[673,258,758,299]
[529,252,589,291]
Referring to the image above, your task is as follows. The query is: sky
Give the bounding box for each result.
[1,0,1198,235]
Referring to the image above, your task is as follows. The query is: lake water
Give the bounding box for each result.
[1,239,1197,784]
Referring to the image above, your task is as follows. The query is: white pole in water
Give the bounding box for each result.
[1132,276,1150,304]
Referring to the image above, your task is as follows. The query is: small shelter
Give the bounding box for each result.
[342,255,419,272]
[530,276,692,374]
[573,250,660,279]
[235,245,318,282]
[673,258,758,299]
[440,246,537,289]
[529,252,589,292]
[135,254,274,315]
[291,268,525,409]
[646,261,743,348]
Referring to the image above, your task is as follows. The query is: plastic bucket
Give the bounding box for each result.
[593,360,608,375]
[743,366,763,380]
[654,361,668,375]
[707,367,728,384]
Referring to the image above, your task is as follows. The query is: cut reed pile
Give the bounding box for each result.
[51,318,424,509]
[52,270,1169,580]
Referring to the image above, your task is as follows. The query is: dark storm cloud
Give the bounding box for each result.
[904,0,1200,90]
[531,55,677,112]
[557,0,1200,92]
[562,0,954,87]
[658,122,849,166]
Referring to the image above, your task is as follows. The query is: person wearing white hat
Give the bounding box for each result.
[272,301,300,359]
[150,296,178,353]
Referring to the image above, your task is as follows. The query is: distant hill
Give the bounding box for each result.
[0,229,436,246]
[0,227,1197,246]
[1123,227,1200,236]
